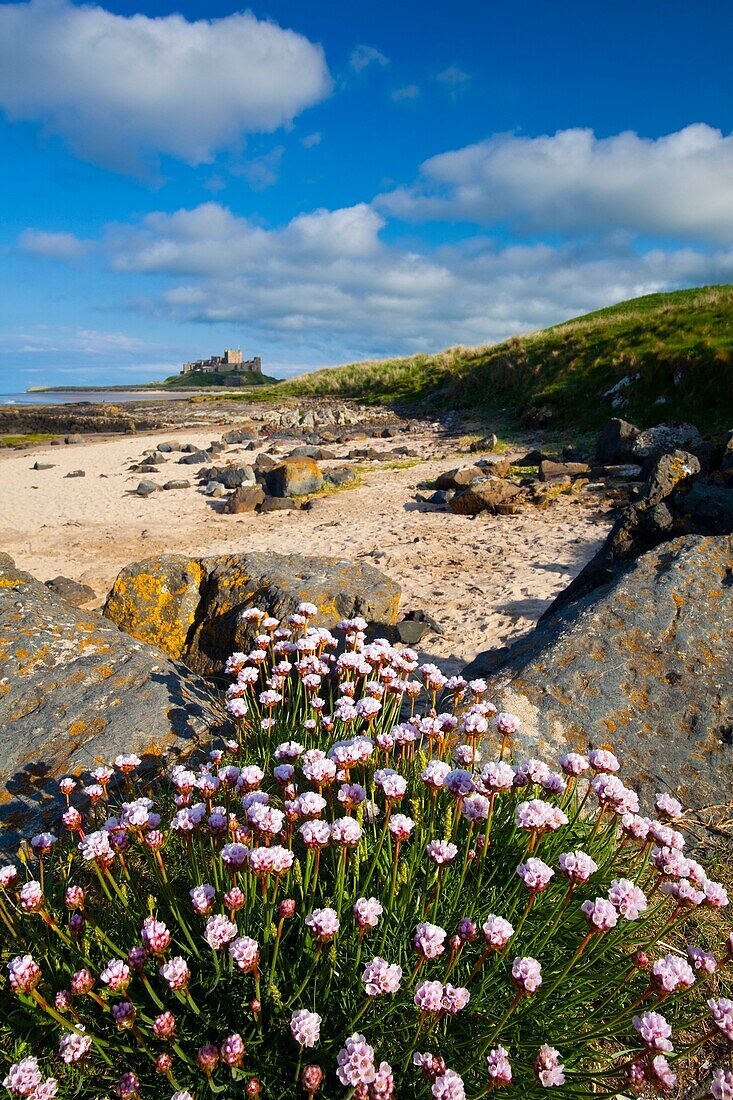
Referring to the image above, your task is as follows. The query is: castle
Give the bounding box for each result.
[181,349,261,375]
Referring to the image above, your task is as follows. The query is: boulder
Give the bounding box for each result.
[539,461,591,482]
[436,465,486,491]
[163,480,191,491]
[224,485,266,514]
[469,434,499,453]
[64,435,84,445]
[44,576,95,606]
[32,462,55,471]
[255,453,279,473]
[449,479,523,516]
[595,419,641,464]
[65,469,85,479]
[223,427,259,444]
[104,552,401,675]
[632,422,704,460]
[476,456,511,478]
[288,446,337,461]
[466,535,733,807]
[209,465,256,490]
[135,480,159,497]
[103,555,205,658]
[179,452,209,466]
[268,456,323,497]
[0,560,225,846]
[260,496,296,512]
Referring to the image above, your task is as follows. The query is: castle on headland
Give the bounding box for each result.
[181,349,262,375]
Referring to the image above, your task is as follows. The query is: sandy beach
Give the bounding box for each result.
[0,422,612,673]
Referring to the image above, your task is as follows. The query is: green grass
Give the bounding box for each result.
[0,433,55,447]
[156,369,280,389]
[211,285,733,432]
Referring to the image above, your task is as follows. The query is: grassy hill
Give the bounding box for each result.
[157,369,280,389]
[225,285,733,431]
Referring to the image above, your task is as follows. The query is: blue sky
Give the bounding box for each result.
[0,0,731,389]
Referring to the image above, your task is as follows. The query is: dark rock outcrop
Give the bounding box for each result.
[0,559,225,847]
[449,479,523,516]
[104,552,401,675]
[267,456,324,497]
[466,535,733,806]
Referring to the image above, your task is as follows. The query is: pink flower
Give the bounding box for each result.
[3,1057,42,1096]
[204,915,238,950]
[389,814,414,840]
[712,1068,733,1100]
[415,980,445,1013]
[708,997,733,1041]
[152,1011,176,1039]
[112,1002,136,1029]
[336,1033,376,1087]
[362,957,402,996]
[70,969,94,995]
[652,954,695,993]
[19,881,44,912]
[300,820,331,848]
[559,752,589,776]
[495,713,521,736]
[117,1072,139,1098]
[0,865,18,888]
[581,898,618,932]
[687,945,717,973]
[229,936,259,973]
[608,879,648,920]
[591,774,639,814]
[371,1061,394,1100]
[159,956,190,990]
[306,907,340,942]
[354,897,383,930]
[705,880,729,908]
[7,955,41,994]
[655,792,683,818]
[141,917,171,955]
[290,1009,322,1048]
[633,1011,673,1052]
[486,1046,512,1086]
[559,851,597,883]
[480,761,515,791]
[588,748,620,772]
[99,959,130,992]
[515,799,567,831]
[650,1054,677,1091]
[221,1033,245,1067]
[444,770,474,797]
[414,922,447,959]
[421,760,451,789]
[190,884,216,914]
[516,858,554,892]
[58,1031,93,1063]
[331,817,363,847]
[432,1069,465,1100]
[535,1045,565,1087]
[481,915,514,949]
[511,956,542,994]
[442,984,470,1014]
[426,840,458,865]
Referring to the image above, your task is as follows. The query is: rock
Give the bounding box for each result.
[179,452,209,465]
[466,535,733,807]
[677,482,733,532]
[425,489,455,508]
[595,419,641,464]
[643,451,701,508]
[324,467,357,488]
[44,576,95,606]
[224,485,266,514]
[104,552,401,675]
[288,446,336,461]
[223,427,259,444]
[180,443,198,453]
[539,461,591,482]
[720,433,733,477]
[146,452,167,465]
[163,480,191,491]
[395,610,443,644]
[157,441,182,452]
[0,560,225,846]
[268,456,323,497]
[64,435,84,445]
[632,422,704,460]
[208,441,225,454]
[65,469,85,479]
[135,480,160,497]
[515,450,548,467]
[206,482,226,498]
[436,465,485,490]
[260,496,296,512]
[449,479,523,515]
[598,464,643,480]
[209,465,256,490]
[32,462,55,470]
[476,456,511,478]
[469,434,498,453]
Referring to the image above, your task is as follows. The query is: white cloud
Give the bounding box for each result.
[349,44,389,72]
[18,228,91,260]
[301,131,322,148]
[379,124,733,242]
[238,146,285,191]
[436,65,470,85]
[0,0,331,172]
[391,84,421,103]
[94,200,733,361]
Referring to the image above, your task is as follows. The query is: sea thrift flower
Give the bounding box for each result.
[633,1011,673,1052]
[290,1009,322,1047]
[363,957,402,996]
[152,1011,177,1039]
[432,1069,465,1100]
[559,752,589,775]
[7,955,41,994]
[608,879,648,920]
[512,956,542,994]
[70,969,94,995]
[712,1068,733,1100]
[517,858,554,892]
[159,956,190,991]
[588,748,620,772]
[559,851,597,883]
[306,907,340,941]
[100,958,131,992]
[415,980,445,1013]
[414,922,447,959]
[427,839,458,865]
[482,915,514,949]
[58,1031,93,1063]
[655,792,683,818]
[534,1045,565,1087]
[190,884,216,914]
[708,997,733,1041]
[19,881,44,912]
[650,1054,677,1091]
[0,865,18,888]
[204,915,238,949]
[336,1033,376,1087]
[221,1034,245,1067]
[705,880,729,907]
[301,1065,325,1096]
[229,936,259,973]
[112,1002,136,1029]
[581,898,619,932]
[141,917,171,955]
[354,897,383,930]
[486,1046,512,1086]
[3,1058,43,1096]
[197,1045,219,1074]
[480,761,515,791]
[389,813,414,840]
[331,817,363,846]
[687,945,717,973]
[442,984,470,1014]
[495,713,521,736]
[652,954,695,993]
[117,1073,140,1099]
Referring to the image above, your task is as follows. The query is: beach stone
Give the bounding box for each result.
[64,435,84,445]
[209,465,256,489]
[31,462,54,471]
[65,470,85,479]
[324,467,358,488]
[179,452,209,466]
[469,434,499,453]
[267,456,323,497]
[224,485,266,514]
[260,496,297,512]
[467,535,733,807]
[449,479,522,515]
[539,460,591,482]
[104,552,401,674]
[515,450,548,467]
[157,441,182,452]
[135,480,159,497]
[632,422,704,460]
[163,480,191,491]
[44,576,96,606]
[0,560,225,847]
[255,453,279,473]
[595,418,641,464]
[146,452,167,465]
[598,464,643,480]
[476,456,511,478]
[224,426,259,444]
[208,441,225,454]
[103,555,205,659]
[436,465,485,490]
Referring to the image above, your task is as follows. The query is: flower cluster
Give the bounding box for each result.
[0,606,730,1099]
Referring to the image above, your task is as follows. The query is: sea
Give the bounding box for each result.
[0,391,192,405]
